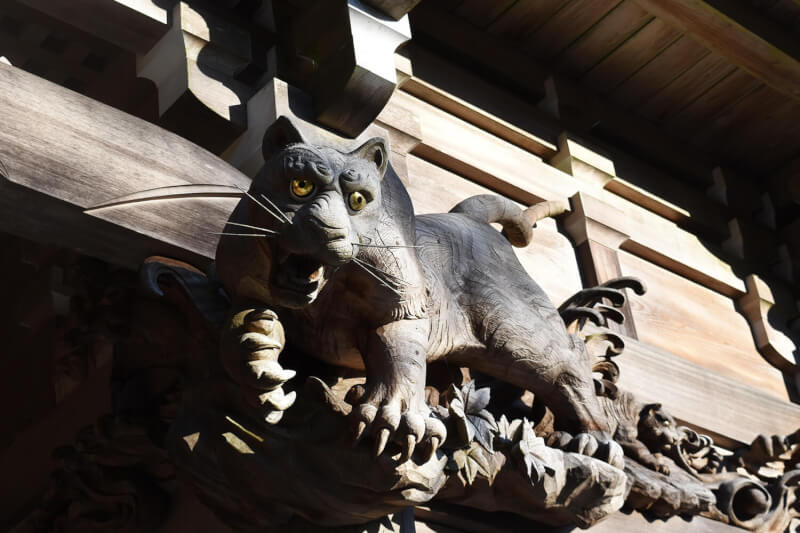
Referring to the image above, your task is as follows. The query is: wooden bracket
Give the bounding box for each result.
[222,78,393,178]
[738,274,800,375]
[137,2,274,154]
[549,132,616,190]
[277,0,411,137]
[18,0,168,55]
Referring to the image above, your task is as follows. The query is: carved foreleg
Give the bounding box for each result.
[220,307,296,425]
[619,438,671,475]
[351,318,446,459]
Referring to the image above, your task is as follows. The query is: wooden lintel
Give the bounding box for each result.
[18,0,168,55]
[631,0,800,100]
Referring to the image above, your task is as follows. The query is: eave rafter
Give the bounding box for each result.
[631,0,800,101]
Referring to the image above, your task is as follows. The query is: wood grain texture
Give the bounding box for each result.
[640,51,735,122]
[410,2,548,100]
[664,67,763,136]
[392,91,579,205]
[556,0,653,78]
[612,34,710,110]
[18,0,167,55]
[486,0,567,40]
[411,3,719,185]
[0,62,247,266]
[618,250,791,402]
[631,0,800,100]
[618,334,800,446]
[383,89,743,297]
[582,17,682,94]
[522,0,621,60]
[401,45,559,158]
[575,192,745,296]
[454,0,517,28]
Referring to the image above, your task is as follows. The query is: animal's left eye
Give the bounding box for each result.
[349,191,368,211]
[663,420,670,426]
[291,178,315,198]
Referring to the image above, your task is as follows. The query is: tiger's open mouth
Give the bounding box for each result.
[273,252,326,303]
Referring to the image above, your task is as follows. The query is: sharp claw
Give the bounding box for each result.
[247,360,295,387]
[404,435,417,461]
[376,428,391,456]
[240,332,284,351]
[427,436,441,462]
[264,410,283,425]
[354,421,367,446]
[258,389,296,411]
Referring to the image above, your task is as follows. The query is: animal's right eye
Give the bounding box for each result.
[291,178,315,198]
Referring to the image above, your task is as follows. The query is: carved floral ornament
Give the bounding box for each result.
[18,118,800,533]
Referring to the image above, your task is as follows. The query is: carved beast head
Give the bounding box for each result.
[217,117,426,315]
[638,403,682,452]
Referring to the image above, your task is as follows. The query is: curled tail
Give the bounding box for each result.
[449,194,568,247]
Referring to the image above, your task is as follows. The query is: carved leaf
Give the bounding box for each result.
[514,419,550,485]
[445,381,499,453]
[463,380,491,413]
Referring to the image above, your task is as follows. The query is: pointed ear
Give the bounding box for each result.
[351,137,389,179]
[642,403,662,415]
[262,116,306,161]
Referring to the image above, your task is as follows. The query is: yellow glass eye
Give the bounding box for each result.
[349,191,367,211]
[291,178,314,198]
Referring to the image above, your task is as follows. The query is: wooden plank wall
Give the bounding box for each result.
[375,43,800,444]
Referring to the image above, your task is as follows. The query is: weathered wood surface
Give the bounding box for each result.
[18,0,168,55]
[619,335,800,446]
[0,62,247,268]
[394,91,578,206]
[619,250,791,402]
[415,502,740,533]
[386,68,745,298]
[400,46,559,159]
[630,0,800,100]
[1,57,795,457]
[405,154,583,306]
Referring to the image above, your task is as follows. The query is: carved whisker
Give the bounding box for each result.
[226,221,279,235]
[260,193,292,224]
[352,242,421,249]
[350,258,405,296]
[352,257,412,287]
[235,185,287,225]
[208,232,274,238]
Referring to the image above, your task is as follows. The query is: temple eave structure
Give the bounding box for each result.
[1,1,799,532]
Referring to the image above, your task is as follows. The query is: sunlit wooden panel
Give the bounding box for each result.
[619,250,791,401]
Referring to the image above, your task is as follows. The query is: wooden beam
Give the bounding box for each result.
[18,0,168,55]
[0,62,249,268]
[631,0,800,100]
[618,336,800,446]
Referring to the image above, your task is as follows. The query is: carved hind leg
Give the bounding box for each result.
[464,329,610,434]
[456,327,623,467]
